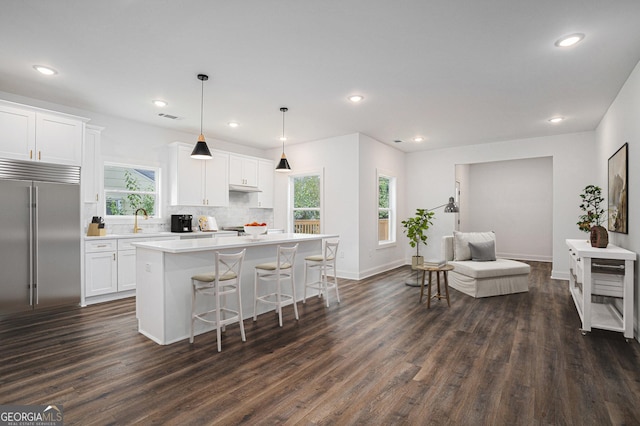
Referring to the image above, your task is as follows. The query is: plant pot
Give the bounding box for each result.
[412,256,424,267]
[590,225,609,248]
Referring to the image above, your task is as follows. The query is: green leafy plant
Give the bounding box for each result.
[401,208,435,257]
[577,185,605,232]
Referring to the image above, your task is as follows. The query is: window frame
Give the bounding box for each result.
[377,169,396,247]
[289,169,324,234]
[102,161,162,220]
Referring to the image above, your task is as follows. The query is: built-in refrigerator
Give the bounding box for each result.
[0,158,81,316]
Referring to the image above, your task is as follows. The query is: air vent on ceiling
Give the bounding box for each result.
[393,139,403,144]
[158,113,181,120]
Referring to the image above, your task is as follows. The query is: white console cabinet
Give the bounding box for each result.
[567,239,636,340]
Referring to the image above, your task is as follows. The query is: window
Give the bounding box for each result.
[104,163,159,217]
[291,173,322,234]
[378,171,396,244]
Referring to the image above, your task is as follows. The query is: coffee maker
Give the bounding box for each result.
[171,214,193,233]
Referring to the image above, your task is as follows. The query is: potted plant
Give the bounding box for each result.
[577,184,608,248]
[402,208,435,266]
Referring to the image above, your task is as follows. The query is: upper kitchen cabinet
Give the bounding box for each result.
[0,100,86,166]
[82,125,104,203]
[0,102,35,160]
[256,159,274,208]
[169,142,229,207]
[229,154,258,188]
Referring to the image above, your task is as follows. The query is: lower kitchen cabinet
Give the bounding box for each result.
[84,235,178,304]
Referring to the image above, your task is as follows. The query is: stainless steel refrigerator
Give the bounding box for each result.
[0,158,81,316]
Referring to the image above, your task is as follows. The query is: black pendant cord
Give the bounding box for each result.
[200,78,204,135]
[281,107,288,154]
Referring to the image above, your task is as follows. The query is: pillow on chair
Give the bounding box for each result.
[453,231,495,261]
[469,240,496,261]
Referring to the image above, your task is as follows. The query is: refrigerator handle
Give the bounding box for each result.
[33,185,39,305]
[28,185,34,306]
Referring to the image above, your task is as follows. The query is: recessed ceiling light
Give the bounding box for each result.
[33,65,57,75]
[554,33,584,48]
[152,100,168,107]
[228,121,239,128]
[548,116,565,123]
[348,95,364,103]
[412,136,425,142]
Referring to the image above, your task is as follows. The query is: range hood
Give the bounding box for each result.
[229,184,262,193]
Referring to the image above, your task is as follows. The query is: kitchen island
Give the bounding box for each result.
[133,233,338,345]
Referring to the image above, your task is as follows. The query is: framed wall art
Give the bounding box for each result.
[608,142,628,233]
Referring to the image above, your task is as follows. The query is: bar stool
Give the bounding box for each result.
[190,249,246,352]
[303,239,340,307]
[253,244,299,327]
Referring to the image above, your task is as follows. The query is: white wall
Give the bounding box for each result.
[357,134,407,278]
[270,134,361,279]
[269,132,407,280]
[595,59,640,337]
[405,131,596,278]
[462,157,553,262]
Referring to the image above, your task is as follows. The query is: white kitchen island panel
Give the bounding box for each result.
[134,233,338,345]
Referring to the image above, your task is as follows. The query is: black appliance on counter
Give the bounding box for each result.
[171,214,193,233]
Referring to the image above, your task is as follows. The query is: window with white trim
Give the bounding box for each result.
[291,173,322,234]
[378,171,396,244]
[104,162,159,217]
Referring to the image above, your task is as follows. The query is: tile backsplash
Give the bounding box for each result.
[83,191,275,235]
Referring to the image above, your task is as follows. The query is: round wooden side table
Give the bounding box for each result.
[413,264,454,308]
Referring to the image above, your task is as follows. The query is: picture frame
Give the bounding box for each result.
[608,142,628,233]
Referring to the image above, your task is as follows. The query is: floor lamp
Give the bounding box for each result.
[406,197,459,287]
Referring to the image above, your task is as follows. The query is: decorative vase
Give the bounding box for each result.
[590,225,609,248]
[412,256,424,267]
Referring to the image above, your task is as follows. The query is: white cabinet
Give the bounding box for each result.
[35,113,84,165]
[204,152,229,206]
[169,142,229,206]
[229,154,258,187]
[0,100,85,166]
[85,239,118,297]
[0,102,35,160]
[256,159,274,208]
[567,239,636,340]
[84,235,179,303]
[82,125,103,203]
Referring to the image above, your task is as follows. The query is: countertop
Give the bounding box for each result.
[84,231,236,240]
[132,233,339,254]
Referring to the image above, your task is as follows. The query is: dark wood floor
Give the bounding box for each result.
[2,262,640,425]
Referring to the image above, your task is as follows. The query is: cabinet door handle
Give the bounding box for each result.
[95,193,99,202]
[30,150,33,159]
[38,151,41,160]
[113,253,116,261]
[96,244,107,248]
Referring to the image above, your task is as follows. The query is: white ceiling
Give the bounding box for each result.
[2,1,640,153]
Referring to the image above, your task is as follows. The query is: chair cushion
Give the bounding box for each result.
[191,272,237,282]
[453,231,495,261]
[449,259,530,279]
[469,240,496,261]
[255,262,292,271]
[305,255,335,261]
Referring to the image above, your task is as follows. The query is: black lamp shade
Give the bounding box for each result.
[191,136,212,160]
[275,156,291,172]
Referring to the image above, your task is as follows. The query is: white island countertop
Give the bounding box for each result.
[134,232,339,345]
[132,232,339,254]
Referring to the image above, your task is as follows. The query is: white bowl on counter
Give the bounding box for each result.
[244,225,267,239]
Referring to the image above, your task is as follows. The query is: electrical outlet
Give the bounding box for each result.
[145,263,151,272]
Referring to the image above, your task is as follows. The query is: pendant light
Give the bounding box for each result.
[191,74,212,159]
[275,107,292,172]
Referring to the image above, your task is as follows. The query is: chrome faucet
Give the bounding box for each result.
[133,208,148,233]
